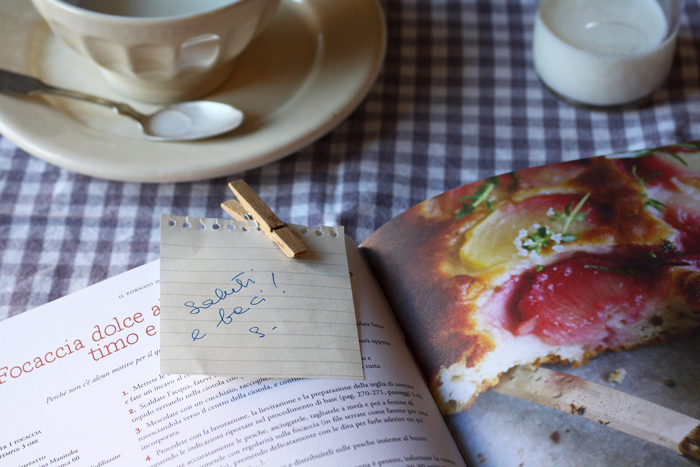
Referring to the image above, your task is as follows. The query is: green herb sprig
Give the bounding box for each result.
[508,171,520,191]
[550,192,591,236]
[455,176,500,219]
[657,148,689,166]
[516,193,590,259]
[519,226,558,256]
[583,261,689,275]
[631,165,667,211]
[631,143,692,166]
[649,239,681,259]
[584,239,687,274]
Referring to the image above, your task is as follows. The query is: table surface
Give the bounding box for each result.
[3,0,700,321]
[3,0,700,465]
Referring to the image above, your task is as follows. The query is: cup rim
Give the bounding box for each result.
[37,0,264,22]
[535,0,682,60]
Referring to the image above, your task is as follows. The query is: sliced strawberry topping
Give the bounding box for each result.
[614,156,700,251]
[510,247,677,347]
[664,201,700,251]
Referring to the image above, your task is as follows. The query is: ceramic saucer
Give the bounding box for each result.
[0,0,386,182]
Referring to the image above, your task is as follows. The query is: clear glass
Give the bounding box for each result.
[532,0,683,109]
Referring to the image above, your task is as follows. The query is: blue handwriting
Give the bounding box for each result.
[217,306,249,326]
[183,272,255,314]
[216,296,266,327]
[191,329,206,341]
[186,272,282,342]
[250,326,277,338]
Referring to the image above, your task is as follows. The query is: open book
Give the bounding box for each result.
[2,142,699,467]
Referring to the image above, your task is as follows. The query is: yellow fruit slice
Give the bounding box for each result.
[458,194,591,274]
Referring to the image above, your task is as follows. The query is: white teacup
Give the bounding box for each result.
[31,0,281,103]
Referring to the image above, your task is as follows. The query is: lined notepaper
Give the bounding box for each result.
[159,215,363,379]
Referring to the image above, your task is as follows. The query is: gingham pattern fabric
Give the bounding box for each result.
[2,0,700,320]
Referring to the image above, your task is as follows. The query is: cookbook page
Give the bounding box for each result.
[0,240,465,467]
[361,144,700,466]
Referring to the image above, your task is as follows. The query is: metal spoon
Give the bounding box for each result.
[0,69,244,141]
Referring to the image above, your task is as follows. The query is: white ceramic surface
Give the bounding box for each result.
[0,0,386,182]
[29,0,281,103]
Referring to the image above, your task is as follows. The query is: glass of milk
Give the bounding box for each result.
[532,0,682,108]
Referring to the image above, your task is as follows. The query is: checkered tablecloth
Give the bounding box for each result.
[2,0,700,321]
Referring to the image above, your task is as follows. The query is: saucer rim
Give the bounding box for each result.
[0,0,387,183]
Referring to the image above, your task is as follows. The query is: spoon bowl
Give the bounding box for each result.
[130,101,244,141]
[0,68,244,141]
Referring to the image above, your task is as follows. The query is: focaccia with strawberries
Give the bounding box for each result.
[362,143,700,414]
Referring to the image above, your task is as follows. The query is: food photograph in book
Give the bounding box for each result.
[362,141,700,416]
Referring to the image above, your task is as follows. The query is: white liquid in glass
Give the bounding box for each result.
[533,0,677,107]
[69,0,237,17]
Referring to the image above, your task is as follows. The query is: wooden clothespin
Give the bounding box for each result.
[221,180,307,258]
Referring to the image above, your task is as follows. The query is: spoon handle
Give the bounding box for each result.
[0,69,48,94]
[0,68,143,121]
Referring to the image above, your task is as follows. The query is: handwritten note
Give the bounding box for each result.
[159,215,363,380]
